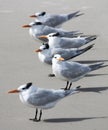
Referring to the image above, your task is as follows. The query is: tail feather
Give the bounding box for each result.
[89,62,108,71]
[95,64,108,70]
[77,44,94,56]
[75,13,84,17]
[85,35,97,43]
[68,10,84,20]
[65,44,94,60]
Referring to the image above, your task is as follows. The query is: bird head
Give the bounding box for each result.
[22,22,42,28]
[35,43,49,52]
[53,54,64,61]
[30,11,46,18]
[8,82,32,94]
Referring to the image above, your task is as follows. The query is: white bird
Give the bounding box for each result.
[51,54,108,90]
[22,22,81,42]
[35,43,94,65]
[8,82,80,122]
[29,11,84,28]
[39,32,97,49]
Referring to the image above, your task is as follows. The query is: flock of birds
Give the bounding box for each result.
[8,11,108,122]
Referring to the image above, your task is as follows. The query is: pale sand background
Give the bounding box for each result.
[0,0,108,129]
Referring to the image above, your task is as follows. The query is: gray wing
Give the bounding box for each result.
[44,15,67,27]
[51,48,78,60]
[28,89,64,106]
[61,62,90,79]
[41,26,58,35]
[44,57,52,64]
[44,11,83,27]
[42,26,78,38]
[55,38,81,48]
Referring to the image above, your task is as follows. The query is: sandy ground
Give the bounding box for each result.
[0,0,108,129]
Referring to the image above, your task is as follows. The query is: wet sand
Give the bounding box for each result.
[0,0,108,129]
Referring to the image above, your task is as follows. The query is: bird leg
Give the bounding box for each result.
[38,109,42,121]
[64,81,69,90]
[29,109,42,122]
[29,108,38,122]
[68,82,72,90]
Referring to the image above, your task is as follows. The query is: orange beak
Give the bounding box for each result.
[38,35,48,39]
[29,15,37,18]
[58,57,64,61]
[35,49,42,52]
[22,24,31,28]
[8,89,20,94]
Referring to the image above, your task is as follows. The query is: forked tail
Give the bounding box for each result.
[89,62,108,71]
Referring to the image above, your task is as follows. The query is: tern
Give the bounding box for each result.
[29,10,84,27]
[51,54,108,90]
[22,22,81,42]
[39,32,97,48]
[8,82,80,122]
[35,43,94,65]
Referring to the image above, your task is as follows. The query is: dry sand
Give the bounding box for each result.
[0,0,108,129]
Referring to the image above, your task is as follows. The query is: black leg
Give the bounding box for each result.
[29,108,38,122]
[64,81,69,90]
[68,82,72,90]
[38,109,42,121]
[35,108,38,120]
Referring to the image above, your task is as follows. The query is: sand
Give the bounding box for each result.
[0,0,108,129]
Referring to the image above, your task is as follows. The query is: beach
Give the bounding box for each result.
[0,0,108,129]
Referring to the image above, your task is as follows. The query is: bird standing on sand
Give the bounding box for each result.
[51,54,108,90]
[35,43,94,65]
[8,82,80,122]
[39,32,97,48]
[22,22,81,42]
[29,10,84,28]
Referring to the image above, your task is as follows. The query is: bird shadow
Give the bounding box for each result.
[44,116,107,123]
[76,60,108,64]
[78,86,108,93]
[85,74,108,77]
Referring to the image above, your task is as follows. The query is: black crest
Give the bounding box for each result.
[23,82,32,90]
[42,43,49,49]
[40,11,46,16]
[36,22,42,25]
[53,32,60,37]
[45,43,49,49]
